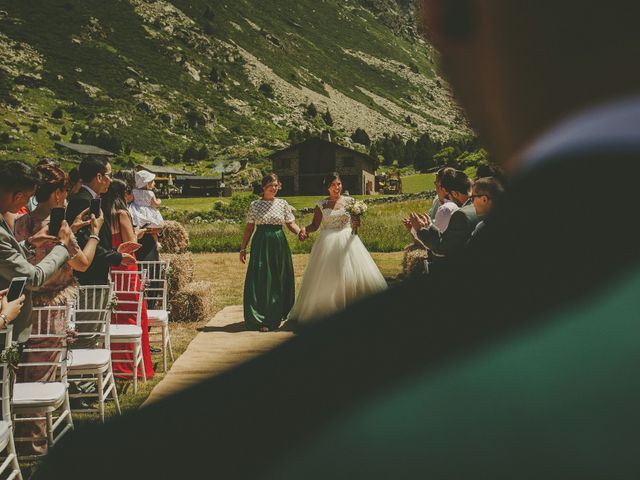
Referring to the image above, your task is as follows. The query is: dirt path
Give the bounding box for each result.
[144,305,293,405]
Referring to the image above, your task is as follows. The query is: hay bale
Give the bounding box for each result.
[160,252,194,300]
[169,280,215,322]
[161,220,189,254]
[402,242,428,277]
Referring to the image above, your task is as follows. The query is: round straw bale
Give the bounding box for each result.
[402,242,428,277]
[160,252,194,300]
[160,220,190,254]
[169,281,215,322]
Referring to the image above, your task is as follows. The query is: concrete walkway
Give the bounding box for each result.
[144,305,294,405]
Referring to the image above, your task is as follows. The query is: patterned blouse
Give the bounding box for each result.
[14,212,80,302]
[246,198,295,225]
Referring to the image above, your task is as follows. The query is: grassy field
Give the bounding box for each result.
[186,196,433,253]
[402,173,436,193]
[163,193,389,212]
[74,252,403,421]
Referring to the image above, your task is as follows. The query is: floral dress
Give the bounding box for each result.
[13,212,80,455]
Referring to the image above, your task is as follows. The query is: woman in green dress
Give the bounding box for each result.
[240,174,303,331]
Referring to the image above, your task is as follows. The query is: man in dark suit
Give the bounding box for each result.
[66,158,136,348]
[413,169,479,262]
[37,1,640,478]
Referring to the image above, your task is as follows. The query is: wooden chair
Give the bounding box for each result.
[109,270,147,394]
[138,260,174,372]
[12,306,74,458]
[0,325,23,480]
[67,284,121,422]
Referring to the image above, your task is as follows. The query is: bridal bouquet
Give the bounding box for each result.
[345,199,368,235]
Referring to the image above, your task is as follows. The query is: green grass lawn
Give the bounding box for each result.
[187,196,432,253]
[402,173,436,193]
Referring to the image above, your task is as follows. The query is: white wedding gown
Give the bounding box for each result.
[287,198,387,325]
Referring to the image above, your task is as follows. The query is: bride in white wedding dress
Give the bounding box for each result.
[287,172,387,326]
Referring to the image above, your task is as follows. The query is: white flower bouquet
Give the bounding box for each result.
[345,199,368,235]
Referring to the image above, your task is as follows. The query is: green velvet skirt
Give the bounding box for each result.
[243,225,295,330]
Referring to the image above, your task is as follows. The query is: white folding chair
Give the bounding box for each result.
[12,306,74,456]
[0,325,23,480]
[109,270,147,394]
[67,284,121,422]
[138,260,174,372]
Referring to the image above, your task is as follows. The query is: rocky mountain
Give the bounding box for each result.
[0,0,468,168]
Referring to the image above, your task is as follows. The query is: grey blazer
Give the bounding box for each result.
[417,202,480,258]
[0,225,69,343]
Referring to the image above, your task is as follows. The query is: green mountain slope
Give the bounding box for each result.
[0,0,467,167]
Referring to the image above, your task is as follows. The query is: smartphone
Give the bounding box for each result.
[7,277,27,302]
[49,207,65,236]
[90,198,102,218]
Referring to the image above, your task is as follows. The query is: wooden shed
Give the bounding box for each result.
[268,138,377,195]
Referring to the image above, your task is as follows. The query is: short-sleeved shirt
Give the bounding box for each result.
[246,198,295,225]
[433,200,459,232]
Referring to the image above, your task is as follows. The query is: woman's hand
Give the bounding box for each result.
[298,228,307,241]
[90,210,105,237]
[239,249,247,264]
[1,293,25,324]
[71,208,91,234]
[350,216,361,230]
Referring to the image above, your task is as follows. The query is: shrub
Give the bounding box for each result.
[351,128,371,147]
[152,156,164,166]
[322,109,334,126]
[305,103,318,118]
[259,83,274,98]
[52,107,64,119]
[183,144,198,162]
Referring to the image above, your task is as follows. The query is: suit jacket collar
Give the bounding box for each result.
[517,94,640,176]
[82,184,99,199]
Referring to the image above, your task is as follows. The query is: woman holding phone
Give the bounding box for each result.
[101,179,154,380]
[12,163,104,455]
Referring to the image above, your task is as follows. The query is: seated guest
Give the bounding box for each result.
[12,163,103,455]
[0,161,74,344]
[470,176,505,237]
[410,170,479,266]
[66,157,137,349]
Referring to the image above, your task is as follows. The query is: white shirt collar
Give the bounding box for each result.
[517,94,640,175]
[82,184,99,199]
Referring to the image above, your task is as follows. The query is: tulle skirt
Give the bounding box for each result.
[287,226,387,325]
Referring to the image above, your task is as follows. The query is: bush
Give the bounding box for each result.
[351,128,371,147]
[183,144,198,162]
[0,132,10,144]
[196,145,209,160]
[52,107,64,119]
[305,102,318,118]
[322,109,334,126]
[152,156,164,166]
[259,83,274,98]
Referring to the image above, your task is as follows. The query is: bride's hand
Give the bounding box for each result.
[298,228,307,241]
[351,216,361,229]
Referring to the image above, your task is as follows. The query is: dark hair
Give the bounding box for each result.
[435,167,456,184]
[441,169,471,195]
[79,157,108,182]
[261,173,281,189]
[68,167,81,186]
[101,179,131,231]
[0,160,41,193]
[37,158,60,168]
[35,163,68,203]
[114,169,136,192]
[323,172,341,187]
[473,176,504,199]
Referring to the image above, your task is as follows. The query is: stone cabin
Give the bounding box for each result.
[268,138,376,195]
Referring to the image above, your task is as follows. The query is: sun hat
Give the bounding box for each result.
[135,170,156,189]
